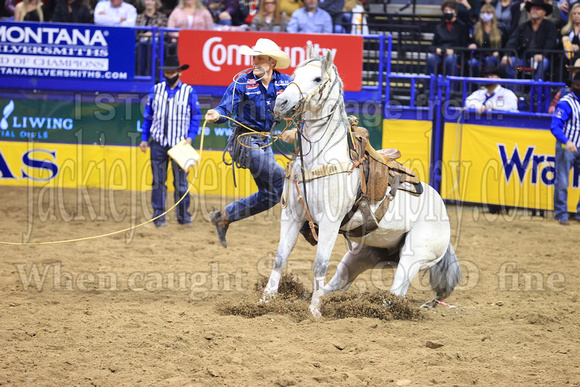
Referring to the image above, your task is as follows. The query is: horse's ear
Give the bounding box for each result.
[321,50,334,78]
[324,50,334,69]
[308,45,318,59]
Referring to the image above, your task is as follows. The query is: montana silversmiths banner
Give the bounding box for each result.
[0,21,135,82]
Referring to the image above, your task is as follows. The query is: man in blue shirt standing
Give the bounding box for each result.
[205,38,294,247]
[140,56,201,227]
[550,72,580,225]
[286,0,333,34]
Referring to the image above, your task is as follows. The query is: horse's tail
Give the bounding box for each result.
[430,243,462,300]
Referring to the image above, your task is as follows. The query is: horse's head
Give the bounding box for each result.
[274,46,336,117]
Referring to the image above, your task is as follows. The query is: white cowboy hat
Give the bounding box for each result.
[240,38,290,70]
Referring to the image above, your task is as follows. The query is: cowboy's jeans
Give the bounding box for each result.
[554,140,580,221]
[150,141,191,224]
[225,137,284,222]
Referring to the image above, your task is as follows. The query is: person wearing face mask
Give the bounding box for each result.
[204,38,295,248]
[139,56,202,227]
[550,71,580,225]
[426,1,472,76]
[467,4,506,76]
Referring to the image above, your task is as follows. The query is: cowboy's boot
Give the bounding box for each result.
[210,209,230,248]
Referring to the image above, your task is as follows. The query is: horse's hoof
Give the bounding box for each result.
[259,291,276,304]
[420,299,438,309]
[309,305,322,318]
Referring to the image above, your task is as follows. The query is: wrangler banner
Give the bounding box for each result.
[178,31,363,92]
[440,119,580,212]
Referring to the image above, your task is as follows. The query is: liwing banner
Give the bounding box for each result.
[178,31,364,91]
[0,21,135,83]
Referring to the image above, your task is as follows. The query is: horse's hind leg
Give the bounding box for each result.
[390,224,447,297]
[324,243,392,293]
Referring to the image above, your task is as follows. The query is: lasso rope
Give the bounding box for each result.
[0,106,298,245]
[0,119,208,246]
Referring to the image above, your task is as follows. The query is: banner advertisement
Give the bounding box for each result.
[441,123,580,212]
[0,21,135,83]
[0,142,286,198]
[382,119,432,183]
[178,31,364,92]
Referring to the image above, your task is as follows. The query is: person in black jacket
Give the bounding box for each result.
[52,0,93,23]
[426,1,472,76]
[501,0,558,80]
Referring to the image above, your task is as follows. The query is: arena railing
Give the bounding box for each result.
[445,76,566,114]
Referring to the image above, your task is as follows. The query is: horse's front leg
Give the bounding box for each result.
[262,210,303,301]
[310,220,342,317]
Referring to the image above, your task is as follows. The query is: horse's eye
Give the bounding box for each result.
[314,77,321,83]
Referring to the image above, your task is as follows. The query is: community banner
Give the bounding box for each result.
[0,21,135,84]
[178,30,364,91]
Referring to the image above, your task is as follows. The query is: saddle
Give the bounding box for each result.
[299,116,423,245]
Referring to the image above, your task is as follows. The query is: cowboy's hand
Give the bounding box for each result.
[185,137,192,145]
[139,141,148,153]
[280,129,297,143]
[205,109,219,122]
[566,140,578,153]
[571,44,579,52]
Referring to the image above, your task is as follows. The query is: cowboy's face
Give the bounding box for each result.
[530,5,546,19]
[163,69,182,80]
[252,55,277,77]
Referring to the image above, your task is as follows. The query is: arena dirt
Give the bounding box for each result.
[0,187,579,385]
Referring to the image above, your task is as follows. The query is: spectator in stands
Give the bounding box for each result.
[518,0,562,28]
[139,56,201,228]
[456,0,482,27]
[495,0,521,38]
[561,3,580,59]
[286,0,332,33]
[465,66,519,113]
[318,0,345,32]
[237,0,260,25]
[14,0,50,21]
[426,1,472,76]
[502,0,558,80]
[168,0,213,30]
[137,0,168,28]
[279,0,301,19]
[202,0,238,25]
[94,0,137,26]
[52,0,92,23]
[136,0,167,75]
[251,0,287,31]
[468,4,505,76]
[550,71,580,225]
